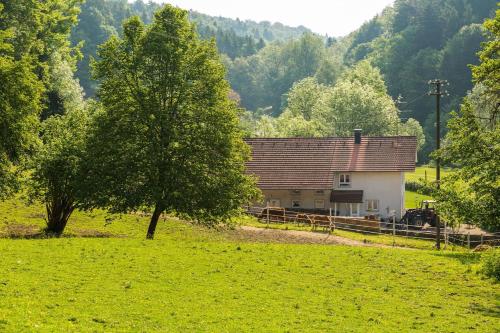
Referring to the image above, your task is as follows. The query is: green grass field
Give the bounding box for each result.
[405,166,453,183]
[0,199,498,332]
[404,166,453,209]
[405,190,433,209]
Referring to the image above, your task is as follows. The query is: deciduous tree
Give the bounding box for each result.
[0,3,43,198]
[86,5,259,239]
[436,7,500,230]
[29,102,90,235]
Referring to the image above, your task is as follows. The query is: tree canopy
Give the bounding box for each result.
[0,0,81,198]
[65,0,498,165]
[243,62,424,148]
[435,7,500,230]
[85,5,259,238]
[70,0,306,96]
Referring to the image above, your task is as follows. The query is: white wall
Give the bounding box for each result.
[333,172,404,219]
[257,171,406,219]
[259,189,330,210]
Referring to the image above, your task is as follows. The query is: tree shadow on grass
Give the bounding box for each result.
[0,223,124,239]
[432,251,482,265]
[469,300,500,319]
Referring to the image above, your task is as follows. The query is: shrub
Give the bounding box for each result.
[405,180,434,195]
[480,248,500,281]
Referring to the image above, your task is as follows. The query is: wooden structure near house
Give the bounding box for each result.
[251,207,381,233]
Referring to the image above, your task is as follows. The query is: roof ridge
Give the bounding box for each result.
[244,136,417,142]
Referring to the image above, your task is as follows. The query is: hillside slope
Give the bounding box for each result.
[0,198,498,332]
[339,0,497,158]
[71,0,310,96]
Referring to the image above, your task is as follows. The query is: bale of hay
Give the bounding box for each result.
[473,244,492,252]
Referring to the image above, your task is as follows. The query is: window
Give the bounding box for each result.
[350,203,360,217]
[292,200,301,208]
[315,199,325,209]
[339,174,351,187]
[367,200,379,211]
[268,199,281,207]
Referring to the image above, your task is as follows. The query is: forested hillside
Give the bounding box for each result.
[226,0,497,160]
[71,0,310,96]
[339,0,498,158]
[70,0,498,161]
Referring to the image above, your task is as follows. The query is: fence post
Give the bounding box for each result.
[334,203,337,229]
[481,233,484,246]
[406,217,409,237]
[266,201,270,226]
[444,220,448,249]
[392,215,396,236]
[329,208,333,231]
[392,215,396,247]
[467,232,470,249]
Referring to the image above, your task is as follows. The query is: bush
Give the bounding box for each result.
[405,180,434,195]
[480,248,500,281]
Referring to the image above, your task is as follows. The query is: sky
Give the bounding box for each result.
[148,0,395,37]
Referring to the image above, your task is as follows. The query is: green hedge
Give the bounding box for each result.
[405,180,434,196]
[480,248,500,281]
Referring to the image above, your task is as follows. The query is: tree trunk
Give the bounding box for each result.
[146,203,163,239]
[45,196,75,236]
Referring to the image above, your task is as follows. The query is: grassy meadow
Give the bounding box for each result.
[405,190,433,209]
[405,166,452,183]
[0,198,499,332]
[404,166,453,208]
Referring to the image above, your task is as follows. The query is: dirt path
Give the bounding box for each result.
[230,225,402,248]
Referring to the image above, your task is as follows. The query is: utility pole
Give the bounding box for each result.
[428,79,448,250]
[394,94,406,136]
[394,95,406,224]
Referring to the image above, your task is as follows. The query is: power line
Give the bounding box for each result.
[405,92,429,106]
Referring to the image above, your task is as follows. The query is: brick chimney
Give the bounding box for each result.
[354,129,362,144]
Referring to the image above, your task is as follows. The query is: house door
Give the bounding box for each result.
[350,203,360,217]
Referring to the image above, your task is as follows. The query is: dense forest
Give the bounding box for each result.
[340,0,498,159]
[70,0,310,96]
[70,0,498,162]
[225,0,498,160]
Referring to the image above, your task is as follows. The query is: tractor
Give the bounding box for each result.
[400,200,439,229]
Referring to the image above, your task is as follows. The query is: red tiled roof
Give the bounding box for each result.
[245,136,417,190]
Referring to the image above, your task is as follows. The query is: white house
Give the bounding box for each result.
[245,130,417,220]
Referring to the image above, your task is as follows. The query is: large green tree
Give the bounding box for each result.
[28,52,88,235]
[436,7,500,230]
[29,105,90,235]
[0,3,43,198]
[0,0,83,195]
[314,79,399,136]
[86,5,259,239]
[283,77,327,121]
